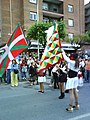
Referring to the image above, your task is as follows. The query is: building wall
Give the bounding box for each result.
[64,0,85,36]
[0,0,2,43]
[0,0,23,44]
[85,2,90,31]
[79,0,85,34]
[1,0,10,44]
[0,0,85,44]
[23,0,43,31]
[23,0,37,30]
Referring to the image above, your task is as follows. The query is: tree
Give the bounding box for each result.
[73,32,90,44]
[58,19,66,41]
[27,20,66,47]
[27,22,52,48]
[65,31,90,45]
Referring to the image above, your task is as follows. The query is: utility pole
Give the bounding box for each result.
[37,0,40,60]
[10,0,12,33]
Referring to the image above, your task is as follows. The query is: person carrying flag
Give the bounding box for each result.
[62,49,80,112]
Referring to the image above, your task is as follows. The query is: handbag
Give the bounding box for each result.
[14,69,18,74]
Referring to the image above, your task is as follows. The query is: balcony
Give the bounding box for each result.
[85,18,90,24]
[42,0,63,18]
[43,0,63,4]
[43,11,64,18]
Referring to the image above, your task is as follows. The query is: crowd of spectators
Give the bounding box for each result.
[0,51,90,88]
[0,51,39,85]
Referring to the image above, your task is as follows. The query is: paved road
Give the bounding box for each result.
[0,81,90,120]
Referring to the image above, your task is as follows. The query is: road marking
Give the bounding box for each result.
[68,113,90,120]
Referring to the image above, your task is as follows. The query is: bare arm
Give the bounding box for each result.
[62,50,75,64]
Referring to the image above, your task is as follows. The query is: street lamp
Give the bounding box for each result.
[37,0,40,60]
[10,0,12,33]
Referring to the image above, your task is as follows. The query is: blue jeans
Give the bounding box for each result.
[84,70,90,82]
[6,69,11,84]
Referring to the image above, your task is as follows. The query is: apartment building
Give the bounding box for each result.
[0,0,85,45]
[85,2,90,32]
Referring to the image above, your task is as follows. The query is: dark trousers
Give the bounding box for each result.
[6,69,11,84]
[53,72,58,89]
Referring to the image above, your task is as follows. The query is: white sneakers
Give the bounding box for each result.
[73,104,80,110]
[66,104,80,112]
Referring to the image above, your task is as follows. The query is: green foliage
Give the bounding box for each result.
[27,22,52,47]
[58,19,66,41]
[73,32,90,44]
[27,20,66,47]
[86,30,90,37]
[64,36,72,43]
[65,30,90,44]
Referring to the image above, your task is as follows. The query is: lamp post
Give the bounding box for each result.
[37,0,40,60]
[10,0,12,33]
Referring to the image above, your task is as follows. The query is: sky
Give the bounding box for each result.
[84,0,90,5]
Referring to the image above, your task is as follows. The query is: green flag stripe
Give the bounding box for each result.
[8,24,19,47]
[0,56,9,75]
[11,45,28,50]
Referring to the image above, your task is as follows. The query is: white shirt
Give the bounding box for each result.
[52,66,58,73]
[62,50,78,72]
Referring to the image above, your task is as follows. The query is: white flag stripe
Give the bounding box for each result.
[8,50,14,60]
[8,34,24,60]
[0,45,9,63]
[9,34,24,50]
[0,34,24,64]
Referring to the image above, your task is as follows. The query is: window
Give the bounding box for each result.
[42,2,48,10]
[30,12,37,21]
[43,17,49,22]
[68,4,73,12]
[68,19,74,27]
[68,33,74,39]
[53,8,58,12]
[29,0,36,4]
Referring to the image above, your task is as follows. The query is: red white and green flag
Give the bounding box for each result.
[37,23,63,72]
[0,23,28,77]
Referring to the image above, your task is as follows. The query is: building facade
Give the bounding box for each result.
[0,0,85,45]
[85,2,90,32]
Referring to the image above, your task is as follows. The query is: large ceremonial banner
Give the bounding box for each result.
[38,23,63,72]
[0,23,28,77]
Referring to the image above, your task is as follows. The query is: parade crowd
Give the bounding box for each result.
[0,50,90,112]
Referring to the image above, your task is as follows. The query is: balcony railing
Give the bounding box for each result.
[43,10,64,18]
[43,0,63,4]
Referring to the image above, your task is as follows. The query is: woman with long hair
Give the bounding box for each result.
[62,50,80,112]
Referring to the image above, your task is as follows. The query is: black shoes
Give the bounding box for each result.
[38,91,44,93]
[58,93,65,99]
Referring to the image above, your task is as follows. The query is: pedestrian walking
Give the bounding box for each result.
[62,50,80,112]
[11,59,19,87]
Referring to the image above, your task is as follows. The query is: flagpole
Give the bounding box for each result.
[37,0,39,60]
